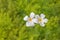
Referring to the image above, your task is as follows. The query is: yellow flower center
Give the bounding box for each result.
[28,18,32,22]
[38,18,42,22]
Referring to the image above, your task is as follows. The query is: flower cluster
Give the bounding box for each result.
[23,12,48,27]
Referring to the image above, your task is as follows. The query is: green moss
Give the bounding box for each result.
[0,0,60,40]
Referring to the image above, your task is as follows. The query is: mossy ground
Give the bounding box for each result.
[0,0,60,40]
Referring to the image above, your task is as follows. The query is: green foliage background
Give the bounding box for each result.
[0,0,60,40]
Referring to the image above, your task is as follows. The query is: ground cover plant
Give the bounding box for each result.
[0,0,60,40]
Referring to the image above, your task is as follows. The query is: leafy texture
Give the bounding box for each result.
[0,0,60,40]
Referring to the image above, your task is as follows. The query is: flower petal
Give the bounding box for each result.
[30,12,35,18]
[26,22,34,27]
[32,18,38,23]
[40,14,45,18]
[35,15,39,18]
[40,22,45,27]
[23,16,28,21]
[44,18,48,23]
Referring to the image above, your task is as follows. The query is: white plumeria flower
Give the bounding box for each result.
[34,14,48,27]
[23,12,35,27]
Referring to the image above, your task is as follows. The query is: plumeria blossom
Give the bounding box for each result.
[23,12,35,27]
[34,14,48,27]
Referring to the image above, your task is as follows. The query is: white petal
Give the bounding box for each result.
[30,12,35,18]
[44,18,48,23]
[35,15,39,18]
[23,16,28,21]
[26,22,34,27]
[32,18,38,23]
[40,14,45,18]
[40,22,45,27]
